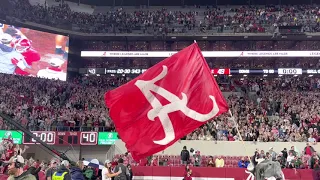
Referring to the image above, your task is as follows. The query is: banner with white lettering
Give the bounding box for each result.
[81,51,320,58]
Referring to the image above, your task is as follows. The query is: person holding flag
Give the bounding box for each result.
[105,42,229,161]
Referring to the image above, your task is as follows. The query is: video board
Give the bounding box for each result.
[0,23,68,81]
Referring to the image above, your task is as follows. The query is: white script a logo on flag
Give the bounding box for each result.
[135,65,220,145]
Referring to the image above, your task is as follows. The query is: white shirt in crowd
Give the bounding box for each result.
[308,137,316,143]
[102,167,111,180]
[286,155,295,163]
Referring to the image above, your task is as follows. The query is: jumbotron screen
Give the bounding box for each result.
[0,23,68,81]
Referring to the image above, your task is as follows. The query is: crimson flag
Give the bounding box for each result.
[105,43,229,160]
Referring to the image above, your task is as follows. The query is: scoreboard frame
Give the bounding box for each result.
[23,131,98,146]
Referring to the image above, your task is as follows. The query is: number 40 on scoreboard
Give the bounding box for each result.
[80,132,98,145]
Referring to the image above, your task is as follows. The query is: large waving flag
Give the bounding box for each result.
[105,43,229,160]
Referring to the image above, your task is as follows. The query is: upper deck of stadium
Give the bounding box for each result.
[1,0,320,39]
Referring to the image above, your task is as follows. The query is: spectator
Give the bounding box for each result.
[7,155,36,180]
[308,133,317,143]
[289,146,297,157]
[207,156,214,167]
[113,158,128,180]
[276,153,286,168]
[45,159,58,180]
[149,156,158,166]
[26,161,42,180]
[127,164,133,180]
[193,151,201,167]
[70,161,85,180]
[259,150,265,158]
[214,156,224,168]
[101,160,121,180]
[311,152,320,169]
[180,146,190,165]
[52,160,71,180]
[265,152,272,161]
[238,157,249,168]
[189,148,195,156]
[268,147,277,161]
[281,148,288,160]
[184,165,192,180]
[305,143,316,156]
[286,152,296,166]
[83,166,94,180]
[294,157,303,169]
[251,151,260,166]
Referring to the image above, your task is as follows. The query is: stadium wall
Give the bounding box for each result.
[114,141,319,156]
[0,167,313,180]
[130,166,314,180]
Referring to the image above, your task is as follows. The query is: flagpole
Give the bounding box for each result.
[228,109,253,166]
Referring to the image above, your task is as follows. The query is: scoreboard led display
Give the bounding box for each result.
[80,132,98,145]
[22,131,116,146]
[81,68,320,75]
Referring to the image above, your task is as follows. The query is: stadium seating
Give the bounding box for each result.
[1,0,320,34]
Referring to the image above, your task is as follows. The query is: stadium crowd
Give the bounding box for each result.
[2,0,320,33]
[0,70,318,144]
[0,0,320,179]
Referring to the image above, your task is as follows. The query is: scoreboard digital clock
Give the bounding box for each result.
[23,131,56,145]
[23,131,98,146]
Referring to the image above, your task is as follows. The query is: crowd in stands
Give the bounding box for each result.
[0,74,118,132]
[2,0,320,33]
[103,143,319,170]
[0,138,113,179]
[0,141,317,180]
[173,143,319,169]
[0,69,319,144]
[186,76,320,143]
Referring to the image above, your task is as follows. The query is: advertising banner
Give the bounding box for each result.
[0,130,23,144]
[81,50,320,58]
[98,132,119,145]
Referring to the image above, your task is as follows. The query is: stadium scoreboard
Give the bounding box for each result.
[86,68,319,75]
[22,131,118,146]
